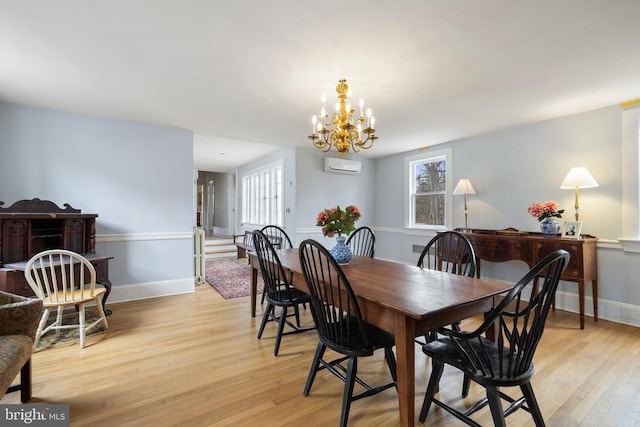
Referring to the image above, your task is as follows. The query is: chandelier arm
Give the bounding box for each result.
[359,133,375,150]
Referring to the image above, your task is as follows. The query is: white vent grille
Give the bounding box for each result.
[412,244,426,254]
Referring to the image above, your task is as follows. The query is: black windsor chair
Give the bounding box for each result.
[418,249,570,427]
[298,239,397,427]
[253,230,312,356]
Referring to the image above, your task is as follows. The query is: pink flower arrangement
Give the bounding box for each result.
[316,205,361,237]
[527,200,564,222]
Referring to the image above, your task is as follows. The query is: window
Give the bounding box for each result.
[620,101,640,251]
[241,160,284,227]
[405,149,452,229]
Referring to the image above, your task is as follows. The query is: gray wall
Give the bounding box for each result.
[294,147,376,248]
[374,105,640,326]
[0,102,195,302]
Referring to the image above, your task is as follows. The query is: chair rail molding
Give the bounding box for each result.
[97,232,193,243]
[617,238,640,253]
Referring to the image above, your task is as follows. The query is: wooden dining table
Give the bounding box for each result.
[247,249,513,427]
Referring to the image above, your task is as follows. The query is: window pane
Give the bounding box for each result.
[415,160,446,193]
[262,171,270,224]
[252,174,260,223]
[415,194,445,225]
[242,176,251,223]
[274,166,283,226]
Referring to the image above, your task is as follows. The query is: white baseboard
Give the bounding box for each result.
[554,290,640,328]
[106,278,195,305]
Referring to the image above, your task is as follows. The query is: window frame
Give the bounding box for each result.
[240,160,284,228]
[404,148,453,230]
[620,101,640,252]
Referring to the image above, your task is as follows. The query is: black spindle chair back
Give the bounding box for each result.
[417,231,476,277]
[346,226,375,258]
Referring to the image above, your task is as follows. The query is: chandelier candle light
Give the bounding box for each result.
[308,79,378,155]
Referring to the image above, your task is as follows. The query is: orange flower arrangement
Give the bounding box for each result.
[316,205,361,237]
[527,200,564,222]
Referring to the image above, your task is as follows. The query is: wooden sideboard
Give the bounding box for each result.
[0,198,112,314]
[0,198,97,265]
[455,228,598,329]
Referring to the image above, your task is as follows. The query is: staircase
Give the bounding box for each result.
[204,236,237,259]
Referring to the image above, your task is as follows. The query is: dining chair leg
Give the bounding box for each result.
[54,307,64,333]
[78,303,86,349]
[486,386,507,427]
[95,295,109,329]
[257,303,272,339]
[303,342,326,396]
[273,306,288,356]
[293,304,301,327]
[33,308,50,349]
[384,347,398,385]
[419,359,444,422]
[521,382,546,427]
[462,374,471,397]
[340,356,358,427]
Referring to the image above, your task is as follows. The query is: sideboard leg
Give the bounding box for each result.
[578,280,585,329]
[592,279,598,322]
[99,279,112,316]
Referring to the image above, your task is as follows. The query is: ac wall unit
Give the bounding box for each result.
[324,157,362,175]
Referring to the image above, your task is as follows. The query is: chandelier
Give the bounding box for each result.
[308,79,378,154]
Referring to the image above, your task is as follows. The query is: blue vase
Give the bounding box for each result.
[331,235,352,265]
[540,218,561,237]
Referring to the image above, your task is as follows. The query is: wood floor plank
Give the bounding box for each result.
[2,283,640,426]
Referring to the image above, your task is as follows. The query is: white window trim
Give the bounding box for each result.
[404,148,453,230]
[620,100,640,252]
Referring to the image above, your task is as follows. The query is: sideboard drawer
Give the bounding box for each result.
[534,241,581,280]
[468,236,532,264]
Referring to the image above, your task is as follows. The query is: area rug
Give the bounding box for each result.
[205,257,263,299]
[35,310,106,352]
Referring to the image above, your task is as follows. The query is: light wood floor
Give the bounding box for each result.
[3,283,640,426]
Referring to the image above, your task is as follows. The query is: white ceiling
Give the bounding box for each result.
[2,1,640,172]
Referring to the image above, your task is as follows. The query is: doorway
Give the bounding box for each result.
[196,170,235,236]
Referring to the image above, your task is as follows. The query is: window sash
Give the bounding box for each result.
[405,149,451,229]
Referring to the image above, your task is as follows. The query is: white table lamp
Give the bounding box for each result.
[453,179,476,231]
[560,167,599,221]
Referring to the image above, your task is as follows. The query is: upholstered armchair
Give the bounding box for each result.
[0,290,43,402]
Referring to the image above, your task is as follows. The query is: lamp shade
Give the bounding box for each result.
[560,167,599,189]
[453,179,476,195]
